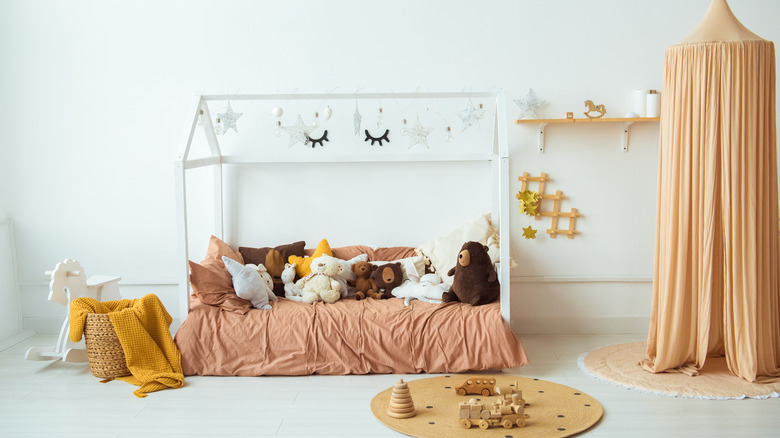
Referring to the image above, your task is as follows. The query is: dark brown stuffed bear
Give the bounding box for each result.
[442,241,499,306]
[352,261,378,300]
[371,262,403,299]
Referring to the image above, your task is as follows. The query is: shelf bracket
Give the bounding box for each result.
[621,121,634,152]
[538,122,548,153]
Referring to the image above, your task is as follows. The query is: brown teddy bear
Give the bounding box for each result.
[442,241,499,306]
[371,262,403,299]
[352,261,378,300]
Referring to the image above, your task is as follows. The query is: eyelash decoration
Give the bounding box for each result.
[306,130,329,148]
[364,129,390,146]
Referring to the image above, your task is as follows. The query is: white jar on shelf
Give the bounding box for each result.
[646,90,661,118]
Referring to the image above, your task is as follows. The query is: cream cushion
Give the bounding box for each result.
[416,212,499,286]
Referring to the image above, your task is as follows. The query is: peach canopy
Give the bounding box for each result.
[642,1,780,383]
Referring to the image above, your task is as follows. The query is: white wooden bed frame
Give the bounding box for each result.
[174,90,511,324]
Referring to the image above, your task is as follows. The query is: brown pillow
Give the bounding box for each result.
[370,246,417,261]
[239,241,306,296]
[189,235,252,314]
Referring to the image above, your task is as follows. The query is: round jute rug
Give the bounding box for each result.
[579,341,780,400]
[370,374,602,438]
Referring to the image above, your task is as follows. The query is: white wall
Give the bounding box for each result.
[0,221,22,342]
[2,0,778,334]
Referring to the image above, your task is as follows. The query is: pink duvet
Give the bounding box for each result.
[174,298,528,376]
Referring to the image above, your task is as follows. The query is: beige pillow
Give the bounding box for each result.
[416,212,499,286]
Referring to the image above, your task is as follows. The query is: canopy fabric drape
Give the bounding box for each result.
[641,40,780,383]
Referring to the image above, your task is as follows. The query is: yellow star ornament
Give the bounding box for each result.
[516,190,540,216]
[522,225,538,240]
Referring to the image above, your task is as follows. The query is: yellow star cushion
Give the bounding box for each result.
[288,239,333,278]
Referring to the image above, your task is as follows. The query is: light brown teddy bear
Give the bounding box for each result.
[352,261,378,300]
[295,254,342,304]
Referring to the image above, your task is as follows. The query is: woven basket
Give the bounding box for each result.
[83,313,131,379]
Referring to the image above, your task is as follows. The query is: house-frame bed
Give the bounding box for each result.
[173,91,528,376]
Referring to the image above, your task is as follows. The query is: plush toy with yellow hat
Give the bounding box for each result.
[287,239,333,278]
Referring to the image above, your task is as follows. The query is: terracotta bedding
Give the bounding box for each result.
[174,298,528,376]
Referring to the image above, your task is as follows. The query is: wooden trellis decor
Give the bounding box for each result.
[518,172,581,238]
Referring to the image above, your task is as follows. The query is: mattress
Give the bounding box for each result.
[174,298,528,376]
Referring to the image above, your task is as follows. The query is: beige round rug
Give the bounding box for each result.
[371,374,602,438]
[579,341,780,400]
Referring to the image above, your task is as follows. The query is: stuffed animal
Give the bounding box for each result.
[222,256,278,310]
[442,241,499,306]
[294,254,342,304]
[256,264,274,291]
[352,260,378,300]
[333,254,369,298]
[391,260,449,306]
[282,262,305,301]
[371,262,403,299]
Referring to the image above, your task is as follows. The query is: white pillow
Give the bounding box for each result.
[416,211,500,286]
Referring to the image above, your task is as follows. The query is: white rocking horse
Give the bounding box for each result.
[24,258,122,362]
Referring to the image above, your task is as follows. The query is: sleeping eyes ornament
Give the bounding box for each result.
[305,130,329,148]
[364,129,390,146]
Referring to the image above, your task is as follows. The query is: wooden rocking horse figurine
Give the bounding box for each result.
[24,259,122,363]
[584,100,607,119]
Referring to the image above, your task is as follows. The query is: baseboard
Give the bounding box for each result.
[0,329,36,352]
[512,316,650,335]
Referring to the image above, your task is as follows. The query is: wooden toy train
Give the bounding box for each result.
[458,393,529,430]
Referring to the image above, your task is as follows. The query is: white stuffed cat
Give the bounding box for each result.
[222,256,278,310]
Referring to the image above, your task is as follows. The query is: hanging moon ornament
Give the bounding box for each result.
[323,105,333,120]
[271,107,284,118]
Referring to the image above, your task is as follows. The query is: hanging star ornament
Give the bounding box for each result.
[516,190,540,215]
[407,116,432,149]
[217,101,243,134]
[514,89,545,119]
[353,102,362,136]
[522,225,538,240]
[282,115,313,147]
[457,99,486,132]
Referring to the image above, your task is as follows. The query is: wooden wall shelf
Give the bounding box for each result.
[514,117,660,153]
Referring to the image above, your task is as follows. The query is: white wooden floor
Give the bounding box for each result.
[1,333,778,437]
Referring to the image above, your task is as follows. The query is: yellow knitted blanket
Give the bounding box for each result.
[70,294,184,398]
